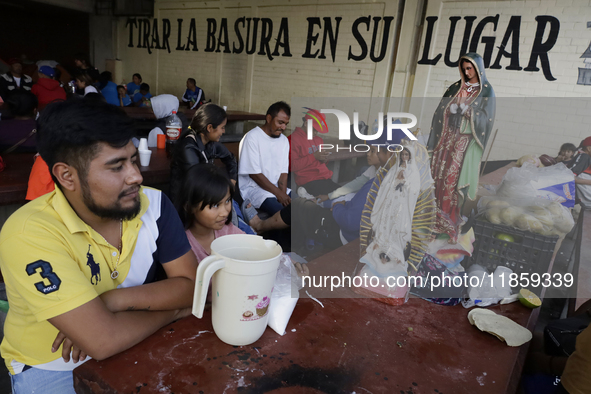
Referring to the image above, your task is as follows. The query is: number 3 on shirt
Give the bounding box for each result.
[26,260,62,294]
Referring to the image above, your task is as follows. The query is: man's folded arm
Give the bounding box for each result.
[48,298,188,361]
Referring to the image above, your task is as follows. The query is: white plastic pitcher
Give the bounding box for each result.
[192,234,282,345]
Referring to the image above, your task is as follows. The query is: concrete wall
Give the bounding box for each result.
[411,0,591,161]
[35,0,94,13]
[111,0,591,160]
[114,0,401,116]
[90,15,116,72]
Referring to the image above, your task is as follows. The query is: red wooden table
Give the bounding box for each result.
[73,240,538,394]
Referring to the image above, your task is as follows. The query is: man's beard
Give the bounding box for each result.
[270,131,281,139]
[81,178,141,221]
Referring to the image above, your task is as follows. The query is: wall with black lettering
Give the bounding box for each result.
[115,1,400,113]
[412,0,591,161]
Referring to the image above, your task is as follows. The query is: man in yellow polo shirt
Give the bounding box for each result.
[0,99,198,393]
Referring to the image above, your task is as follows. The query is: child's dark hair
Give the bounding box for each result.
[560,143,577,152]
[140,83,150,92]
[178,164,234,229]
[187,78,196,86]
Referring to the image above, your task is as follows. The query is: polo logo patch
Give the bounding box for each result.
[26,260,61,294]
[86,245,101,285]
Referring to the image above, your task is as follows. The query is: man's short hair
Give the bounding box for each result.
[37,100,135,184]
[140,83,150,92]
[266,101,291,119]
[187,78,196,86]
[133,73,142,81]
[100,71,113,82]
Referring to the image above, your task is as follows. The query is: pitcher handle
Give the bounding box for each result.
[192,255,226,319]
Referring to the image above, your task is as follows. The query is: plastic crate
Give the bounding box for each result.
[466,219,559,275]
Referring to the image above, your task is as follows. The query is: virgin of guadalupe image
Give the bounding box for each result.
[427,52,496,243]
[356,140,435,299]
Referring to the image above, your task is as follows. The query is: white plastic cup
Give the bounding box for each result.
[138,138,148,151]
[223,106,228,111]
[138,149,152,166]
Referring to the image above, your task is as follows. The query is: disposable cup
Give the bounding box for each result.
[139,149,152,166]
[138,138,148,150]
[157,134,166,149]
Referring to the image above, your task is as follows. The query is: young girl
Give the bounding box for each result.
[178,164,244,261]
[170,103,237,206]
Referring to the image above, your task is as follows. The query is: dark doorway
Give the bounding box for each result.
[0,0,89,72]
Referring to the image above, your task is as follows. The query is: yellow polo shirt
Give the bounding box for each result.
[0,186,190,374]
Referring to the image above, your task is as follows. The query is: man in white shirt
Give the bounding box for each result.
[239,101,291,216]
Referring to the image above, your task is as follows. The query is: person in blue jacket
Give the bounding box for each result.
[98,72,120,106]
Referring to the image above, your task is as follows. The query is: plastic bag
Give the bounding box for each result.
[267,254,303,336]
[496,162,575,208]
[462,265,513,308]
[478,196,574,237]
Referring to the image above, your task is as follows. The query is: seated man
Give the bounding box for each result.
[289,108,340,198]
[182,77,204,109]
[0,58,33,100]
[0,100,197,393]
[567,136,591,206]
[31,65,66,110]
[239,101,291,216]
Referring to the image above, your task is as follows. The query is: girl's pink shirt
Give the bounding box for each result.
[185,223,244,263]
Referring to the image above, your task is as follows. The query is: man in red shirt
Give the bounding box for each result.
[289,108,340,198]
[31,66,66,110]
